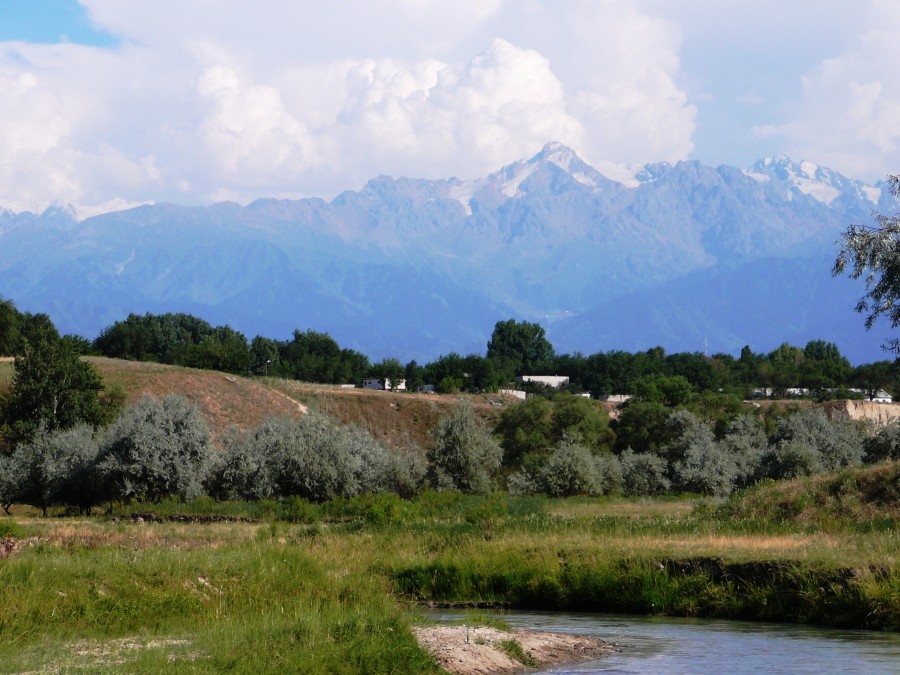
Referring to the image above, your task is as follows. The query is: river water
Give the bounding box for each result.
[421,609,900,674]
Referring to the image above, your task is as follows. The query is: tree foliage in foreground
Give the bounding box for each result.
[834,173,900,352]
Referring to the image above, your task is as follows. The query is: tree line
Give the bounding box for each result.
[2,299,898,510]
[3,387,898,515]
[3,298,897,401]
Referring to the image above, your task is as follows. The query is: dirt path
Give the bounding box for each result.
[413,625,613,674]
[266,386,309,415]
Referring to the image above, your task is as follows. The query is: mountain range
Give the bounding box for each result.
[1,143,896,364]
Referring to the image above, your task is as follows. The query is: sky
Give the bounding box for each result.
[0,0,899,208]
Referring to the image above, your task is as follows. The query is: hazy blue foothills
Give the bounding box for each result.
[1,146,895,364]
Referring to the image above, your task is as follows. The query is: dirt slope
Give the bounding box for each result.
[88,358,514,450]
[88,358,306,440]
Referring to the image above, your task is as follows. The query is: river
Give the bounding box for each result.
[421,609,900,674]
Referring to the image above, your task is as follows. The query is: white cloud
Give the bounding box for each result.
[0,0,699,206]
[753,0,900,181]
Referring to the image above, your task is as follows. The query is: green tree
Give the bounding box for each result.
[2,331,104,446]
[611,400,671,454]
[404,360,425,392]
[834,173,900,352]
[486,319,555,375]
[851,361,897,400]
[799,340,851,390]
[496,395,614,472]
[0,296,22,355]
[249,335,281,376]
[371,358,406,390]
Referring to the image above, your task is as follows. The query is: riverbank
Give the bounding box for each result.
[0,474,896,671]
[413,625,613,674]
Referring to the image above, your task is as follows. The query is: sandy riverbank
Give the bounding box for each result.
[413,625,614,674]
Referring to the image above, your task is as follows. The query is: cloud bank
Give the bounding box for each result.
[0,0,896,208]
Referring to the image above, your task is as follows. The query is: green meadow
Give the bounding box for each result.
[1,462,897,673]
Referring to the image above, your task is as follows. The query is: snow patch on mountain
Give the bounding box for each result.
[500,162,538,197]
[447,178,487,215]
[746,155,882,207]
[0,197,152,221]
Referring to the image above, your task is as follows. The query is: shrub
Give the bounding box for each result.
[664,410,736,496]
[208,427,277,501]
[863,421,900,463]
[720,415,767,488]
[229,414,406,503]
[267,415,366,502]
[618,449,670,496]
[97,395,212,502]
[1,424,100,515]
[762,441,821,479]
[537,440,603,497]
[426,404,502,494]
[770,408,864,475]
[506,468,539,496]
[380,446,426,498]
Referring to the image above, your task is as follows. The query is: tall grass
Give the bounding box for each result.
[0,531,439,673]
[1,476,897,671]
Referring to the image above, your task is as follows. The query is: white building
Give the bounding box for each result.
[516,375,570,389]
[361,377,407,391]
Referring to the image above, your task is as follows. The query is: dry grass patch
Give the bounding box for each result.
[548,498,698,519]
[89,357,306,439]
[266,380,510,451]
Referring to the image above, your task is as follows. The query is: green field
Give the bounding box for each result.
[1,463,897,673]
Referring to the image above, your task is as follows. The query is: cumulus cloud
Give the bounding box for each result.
[0,0,699,206]
[754,0,900,181]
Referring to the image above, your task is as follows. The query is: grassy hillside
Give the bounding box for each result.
[86,358,511,449]
[720,460,899,528]
[262,379,513,451]
[88,357,307,440]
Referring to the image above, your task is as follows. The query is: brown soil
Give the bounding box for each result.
[254,379,515,452]
[825,399,900,426]
[88,357,307,442]
[86,357,514,450]
[413,625,613,674]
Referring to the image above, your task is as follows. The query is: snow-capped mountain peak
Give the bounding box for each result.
[0,197,153,222]
[744,155,885,207]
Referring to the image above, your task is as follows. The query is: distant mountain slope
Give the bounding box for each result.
[549,255,891,364]
[0,144,895,362]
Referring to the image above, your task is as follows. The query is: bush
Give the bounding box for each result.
[720,415,767,488]
[97,395,212,503]
[770,408,864,475]
[618,449,670,496]
[762,441,821,480]
[664,410,736,496]
[426,404,502,494]
[0,424,100,515]
[864,421,900,463]
[208,427,278,501]
[268,415,370,502]
[506,468,539,496]
[537,440,604,497]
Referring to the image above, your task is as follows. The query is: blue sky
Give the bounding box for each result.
[0,0,898,208]
[0,0,114,45]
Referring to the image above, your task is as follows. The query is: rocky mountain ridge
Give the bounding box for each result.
[0,144,895,363]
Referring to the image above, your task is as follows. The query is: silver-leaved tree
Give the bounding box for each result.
[834,174,900,353]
